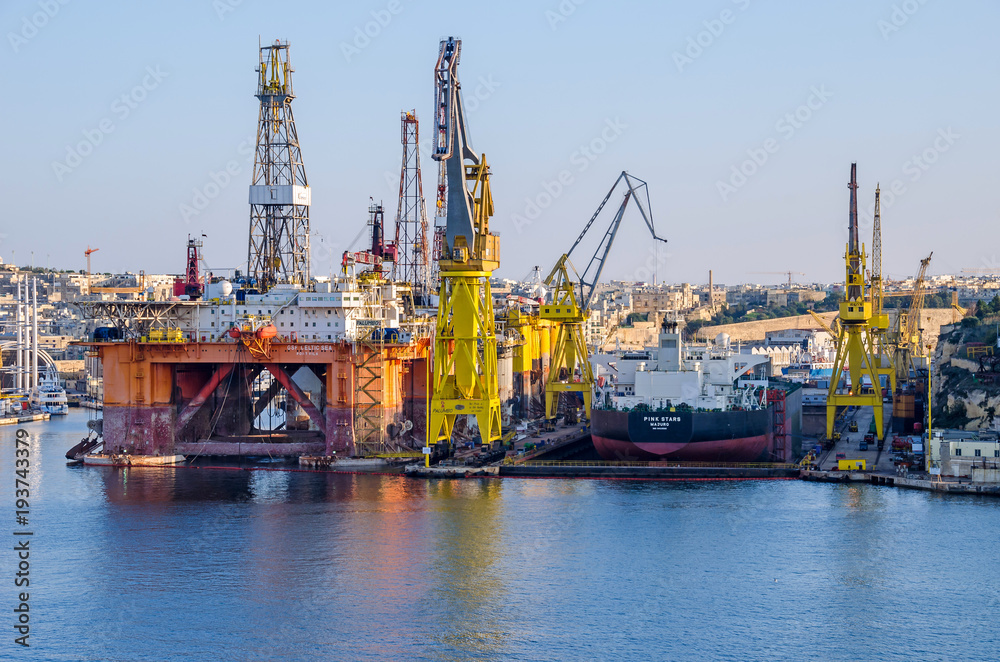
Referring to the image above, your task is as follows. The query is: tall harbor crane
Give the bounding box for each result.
[826,164,884,441]
[868,185,895,395]
[892,252,933,382]
[428,38,502,449]
[541,171,667,420]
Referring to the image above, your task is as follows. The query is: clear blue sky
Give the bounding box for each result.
[2,0,997,286]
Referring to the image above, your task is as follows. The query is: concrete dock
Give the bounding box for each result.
[802,469,1000,495]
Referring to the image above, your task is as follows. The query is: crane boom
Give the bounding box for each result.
[541,171,667,420]
[432,37,487,264]
[904,252,933,349]
[549,171,666,310]
[427,37,502,451]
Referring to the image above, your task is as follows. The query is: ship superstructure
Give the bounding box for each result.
[596,316,771,413]
[590,315,779,462]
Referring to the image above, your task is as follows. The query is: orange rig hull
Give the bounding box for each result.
[82,339,430,457]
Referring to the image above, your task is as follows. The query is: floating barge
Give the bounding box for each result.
[0,412,50,426]
[82,453,186,467]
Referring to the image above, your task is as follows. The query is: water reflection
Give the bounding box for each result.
[426,479,511,659]
[4,414,1000,661]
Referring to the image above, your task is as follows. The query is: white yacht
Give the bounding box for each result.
[32,367,68,415]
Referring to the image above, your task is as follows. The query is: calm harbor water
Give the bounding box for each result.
[2,411,998,661]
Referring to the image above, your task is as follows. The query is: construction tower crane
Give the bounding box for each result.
[427,37,502,450]
[541,171,667,420]
[892,252,933,382]
[868,185,895,396]
[826,164,885,442]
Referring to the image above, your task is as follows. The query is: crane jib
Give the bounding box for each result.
[556,171,668,312]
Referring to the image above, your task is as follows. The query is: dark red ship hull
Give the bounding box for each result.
[591,409,772,462]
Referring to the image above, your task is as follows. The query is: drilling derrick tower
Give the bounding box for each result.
[392,111,431,298]
[173,235,204,299]
[428,37,502,450]
[247,40,311,292]
[826,164,884,441]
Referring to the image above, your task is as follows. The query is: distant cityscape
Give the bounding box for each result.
[5,250,996,407]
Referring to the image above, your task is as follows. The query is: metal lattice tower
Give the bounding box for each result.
[430,158,447,287]
[871,185,883,309]
[247,40,311,292]
[869,185,895,396]
[392,111,431,295]
[354,327,386,457]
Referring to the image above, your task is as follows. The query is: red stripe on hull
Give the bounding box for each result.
[592,433,771,462]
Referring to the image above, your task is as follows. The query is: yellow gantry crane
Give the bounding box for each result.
[541,172,667,420]
[428,38,502,450]
[826,164,885,441]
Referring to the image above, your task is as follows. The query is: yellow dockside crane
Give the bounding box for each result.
[428,38,502,451]
[868,185,896,397]
[541,172,667,420]
[891,252,933,383]
[826,164,885,441]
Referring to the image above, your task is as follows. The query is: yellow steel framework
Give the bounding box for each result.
[826,164,884,441]
[428,38,505,449]
[541,256,594,420]
[891,252,933,383]
[540,172,665,421]
[868,186,896,396]
[427,38,503,449]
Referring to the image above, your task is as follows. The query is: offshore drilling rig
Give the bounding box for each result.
[74,38,556,464]
[77,40,433,461]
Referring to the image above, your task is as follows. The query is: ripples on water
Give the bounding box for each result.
[2,413,998,661]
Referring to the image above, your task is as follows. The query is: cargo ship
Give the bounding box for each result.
[591,315,786,462]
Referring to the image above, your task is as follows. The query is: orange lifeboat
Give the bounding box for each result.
[256,324,277,339]
[228,327,242,338]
